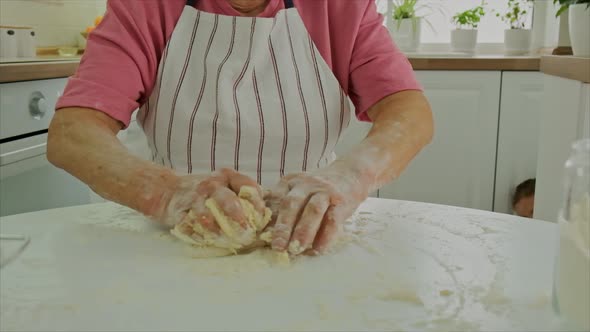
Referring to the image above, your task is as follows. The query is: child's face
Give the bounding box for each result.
[514,194,535,218]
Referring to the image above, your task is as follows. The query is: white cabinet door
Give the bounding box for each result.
[380,71,502,211]
[334,117,377,197]
[580,84,590,140]
[334,117,371,157]
[494,72,545,214]
[535,76,590,222]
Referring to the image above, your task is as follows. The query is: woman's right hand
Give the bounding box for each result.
[154,169,266,234]
[48,108,264,235]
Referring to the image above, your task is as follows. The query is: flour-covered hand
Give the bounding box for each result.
[267,163,371,255]
[154,169,265,236]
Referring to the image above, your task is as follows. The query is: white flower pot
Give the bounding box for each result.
[530,0,560,52]
[451,29,478,53]
[569,4,590,56]
[504,29,532,55]
[388,18,422,52]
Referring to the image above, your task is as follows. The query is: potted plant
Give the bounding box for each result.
[386,0,440,52]
[451,4,486,53]
[497,0,534,55]
[554,0,590,56]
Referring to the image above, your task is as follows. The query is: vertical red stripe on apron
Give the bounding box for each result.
[232,18,257,171]
[268,38,287,177]
[151,41,172,158]
[285,14,311,172]
[308,36,329,169]
[252,69,265,185]
[184,15,225,173]
[166,12,201,168]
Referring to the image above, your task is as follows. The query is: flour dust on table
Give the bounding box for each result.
[0,200,566,331]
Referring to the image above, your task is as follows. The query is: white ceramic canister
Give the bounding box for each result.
[16,27,36,58]
[0,26,18,58]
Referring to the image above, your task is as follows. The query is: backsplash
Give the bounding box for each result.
[0,0,106,47]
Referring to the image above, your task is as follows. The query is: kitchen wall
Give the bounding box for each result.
[0,0,106,47]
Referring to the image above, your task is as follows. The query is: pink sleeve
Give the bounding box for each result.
[56,0,185,127]
[348,1,422,122]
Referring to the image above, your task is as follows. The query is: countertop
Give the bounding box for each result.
[0,54,541,83]
[0,198,572,331]
[407,54,540,71]
[540,55,590,83]
[0,56,80,83]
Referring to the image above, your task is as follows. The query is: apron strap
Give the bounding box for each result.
[186,0,294,9]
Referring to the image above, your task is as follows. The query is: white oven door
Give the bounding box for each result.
[0,134,92,217]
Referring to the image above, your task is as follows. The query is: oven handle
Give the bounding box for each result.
[0,142,46,166]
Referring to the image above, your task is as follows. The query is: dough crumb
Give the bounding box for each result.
[378,289,423,305]
[259,230,273,243]
[288,239,304,254]
[274,251,291,266]
[439,289,453,297]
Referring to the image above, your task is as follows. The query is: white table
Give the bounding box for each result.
[0,198,569,331]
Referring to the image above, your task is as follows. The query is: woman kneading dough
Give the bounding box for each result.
[48,0,433,256]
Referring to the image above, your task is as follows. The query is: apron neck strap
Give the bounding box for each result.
[186,0,295,9]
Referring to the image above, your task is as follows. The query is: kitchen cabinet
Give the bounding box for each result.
[0,78,92,216]
[379,71,501,210]
[334,117,377,197]
[534,75,590,222]
[493,72,545,214]
[334,117,371,156]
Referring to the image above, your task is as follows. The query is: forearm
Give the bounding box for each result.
[331,90,433,194]
[47,107,176,217]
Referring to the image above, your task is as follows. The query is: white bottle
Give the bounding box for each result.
[553,139,590,331]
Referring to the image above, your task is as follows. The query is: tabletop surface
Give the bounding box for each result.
[0,198,568,331]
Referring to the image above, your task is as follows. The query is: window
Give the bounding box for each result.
[376,0,534,44]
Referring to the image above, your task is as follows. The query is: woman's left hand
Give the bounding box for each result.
[266,163,371,255]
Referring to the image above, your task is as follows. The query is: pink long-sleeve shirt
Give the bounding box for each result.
[56,0,421,127]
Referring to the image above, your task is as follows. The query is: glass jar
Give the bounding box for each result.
[553,138,590,330]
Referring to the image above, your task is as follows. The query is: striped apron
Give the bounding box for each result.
[137,0,352,187]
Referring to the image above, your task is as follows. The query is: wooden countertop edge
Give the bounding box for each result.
[540,55,590,83]
[0,61,78,83]
[408,57,540,71]
[0,57,541,83]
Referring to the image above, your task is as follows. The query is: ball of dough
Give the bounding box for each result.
[171,186,273,255]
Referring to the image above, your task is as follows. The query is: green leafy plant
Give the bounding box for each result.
[553,0,590,17]
[496,0,533,29]
[391,0,443,32]
[392,0,419,20]
[452,4,486,29]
